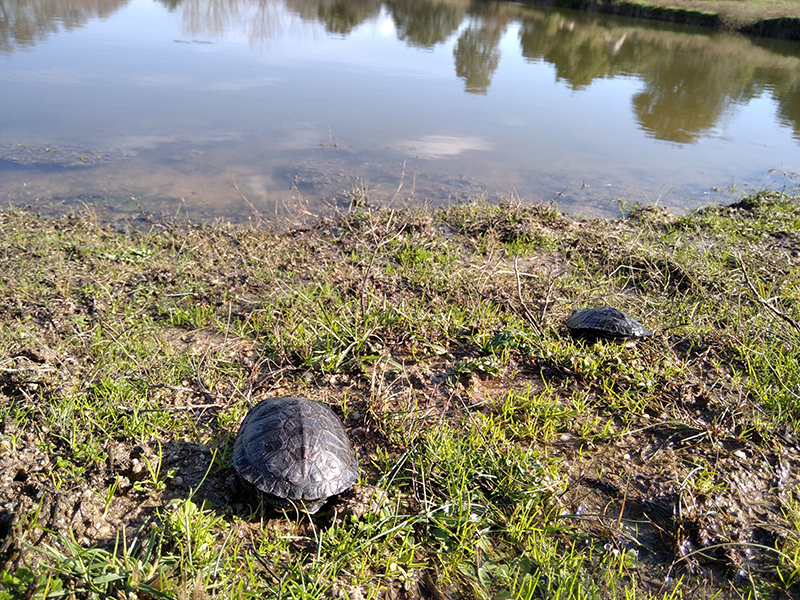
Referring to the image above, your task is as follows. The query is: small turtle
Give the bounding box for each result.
[233,397,359,514]
[566,306,651,342]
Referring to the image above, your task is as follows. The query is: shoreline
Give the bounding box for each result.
[519,0,800,40]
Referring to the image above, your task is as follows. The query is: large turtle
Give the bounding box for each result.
[233,396,359,514]
[566,306,651,342]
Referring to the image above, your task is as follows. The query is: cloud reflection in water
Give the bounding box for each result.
[396,135,492,159]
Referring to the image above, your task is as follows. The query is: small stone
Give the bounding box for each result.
[733,450,747,460]
[560,433,572,442]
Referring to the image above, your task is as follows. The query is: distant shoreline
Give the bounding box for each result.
[518,0,800,40]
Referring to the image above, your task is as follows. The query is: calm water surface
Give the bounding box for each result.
[1,0,799,221]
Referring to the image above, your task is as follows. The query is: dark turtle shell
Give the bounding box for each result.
[233,397,358,513]
[566,306,651,341]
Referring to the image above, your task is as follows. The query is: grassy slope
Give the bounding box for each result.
[532,0,800,35]
[633,0,800,21]
[0,191,799,599]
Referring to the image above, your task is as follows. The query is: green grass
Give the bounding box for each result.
[0,189,799,598]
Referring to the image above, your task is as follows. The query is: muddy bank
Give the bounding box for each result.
[521,0,800,40]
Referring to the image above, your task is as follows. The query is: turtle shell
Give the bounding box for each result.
[233,397,358,513]
[566,306,651,341]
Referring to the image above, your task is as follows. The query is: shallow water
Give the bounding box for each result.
[1,0,799,222]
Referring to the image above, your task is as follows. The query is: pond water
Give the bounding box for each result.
[1,0,799,222]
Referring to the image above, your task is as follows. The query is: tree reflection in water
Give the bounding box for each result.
[453,4,507,95]
[387,0,465,49]
[1,0,798,143]
[0,0,129,51]
[518,10,800,143]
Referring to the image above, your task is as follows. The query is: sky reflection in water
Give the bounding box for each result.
[0,0,799,221]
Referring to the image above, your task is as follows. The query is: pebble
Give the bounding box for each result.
[733,450,747,460]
